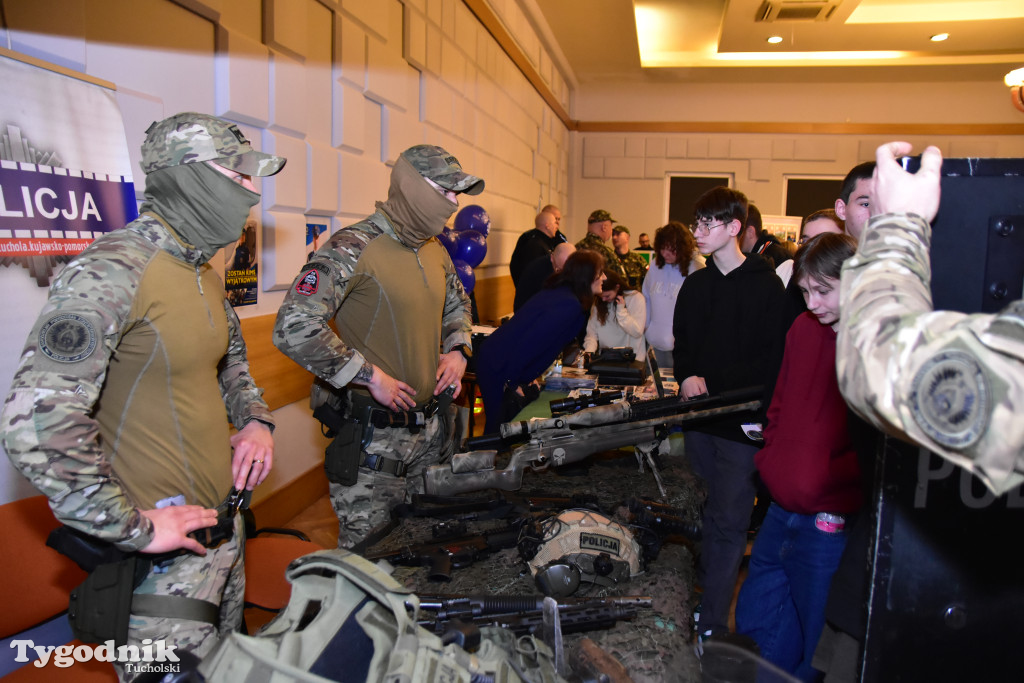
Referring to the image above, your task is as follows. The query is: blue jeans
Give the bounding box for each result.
[686,431,758,636]
[735,503,849,682]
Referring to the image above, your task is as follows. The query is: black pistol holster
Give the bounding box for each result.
[47,526,151,645]
[47,493,245,645]
[313,380,373,486]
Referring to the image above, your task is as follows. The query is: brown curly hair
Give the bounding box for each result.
[653,221,697,273]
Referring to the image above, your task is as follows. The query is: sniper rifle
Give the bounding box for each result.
[423,387,762,496]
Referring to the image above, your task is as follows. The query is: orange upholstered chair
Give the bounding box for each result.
[241,511,325,632]
[0,495,116,681]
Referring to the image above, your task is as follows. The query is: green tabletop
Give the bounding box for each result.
[511,390,567,422]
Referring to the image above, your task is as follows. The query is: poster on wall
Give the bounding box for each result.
[306,222,327,261]
[0,56,137,287]
[224,212,259,307]
[762,215,802,246]
[0,52,137,498]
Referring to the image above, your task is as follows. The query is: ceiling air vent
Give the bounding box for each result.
[756,1,840,22]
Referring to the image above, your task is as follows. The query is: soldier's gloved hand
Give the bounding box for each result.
[231,420,274,490]
[141,505,218,556]
[366,364,417,411]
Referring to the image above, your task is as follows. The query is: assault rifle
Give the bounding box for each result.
[361,518,527,581]
[423,387,762,496]
[415,593,651,640]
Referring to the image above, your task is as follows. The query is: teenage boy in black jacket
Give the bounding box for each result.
[672,186,788,650]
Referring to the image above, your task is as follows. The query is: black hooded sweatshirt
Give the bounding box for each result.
[671,252,788,442]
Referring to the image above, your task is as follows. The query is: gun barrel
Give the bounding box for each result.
[416,597,651,636]
[417,594,653,614]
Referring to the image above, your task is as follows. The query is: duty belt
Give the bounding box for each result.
[349,385,456,476]
[351,392,445,433]
[359,452,409,477]
[348,393,427,478]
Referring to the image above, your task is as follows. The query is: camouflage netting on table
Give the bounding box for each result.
[367,448,708,683]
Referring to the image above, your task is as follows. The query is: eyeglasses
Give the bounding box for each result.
[693,221,727,236]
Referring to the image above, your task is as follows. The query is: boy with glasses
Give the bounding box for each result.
[672,186,788,653]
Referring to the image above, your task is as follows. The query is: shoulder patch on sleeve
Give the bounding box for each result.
[38,313,97,363]
[295,267,322,296]
[909,350,989,450]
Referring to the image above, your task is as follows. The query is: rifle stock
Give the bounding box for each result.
[424,390,761,496]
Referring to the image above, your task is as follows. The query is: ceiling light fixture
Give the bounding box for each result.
[767,36,784,44]
[714,51,908,62]
[930,33,949,42]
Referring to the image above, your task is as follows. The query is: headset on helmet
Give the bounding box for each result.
[519,509,643,598]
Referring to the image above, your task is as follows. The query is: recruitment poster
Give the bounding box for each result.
[225,213,259,306]
[0,53,137,499]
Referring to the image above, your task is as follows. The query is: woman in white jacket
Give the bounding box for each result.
[584,268,647,360]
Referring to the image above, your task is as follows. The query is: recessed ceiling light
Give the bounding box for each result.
[930,33,949,42]
[767,36,783,44]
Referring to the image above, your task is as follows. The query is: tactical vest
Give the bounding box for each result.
[199,549,565,683]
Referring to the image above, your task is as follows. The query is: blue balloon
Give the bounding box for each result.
[454,204,491,237]
[453,258,475,294]
[455,229,487,268]
[437,227,458,257]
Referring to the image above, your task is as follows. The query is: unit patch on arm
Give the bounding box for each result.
[909,350,989,450]
[295,263,330,297]
[38,313,97,363]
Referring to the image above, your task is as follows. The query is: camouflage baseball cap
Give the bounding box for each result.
[612,225,630,235]
[140,112,286,177]
[400,144,484,196]
[588,209,616,224]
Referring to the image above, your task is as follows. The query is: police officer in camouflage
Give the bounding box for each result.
[273,145,482,549]
[575,209,625,278]
[610,225,649,289]
[1,112,284,679]
[837,141,1024,497]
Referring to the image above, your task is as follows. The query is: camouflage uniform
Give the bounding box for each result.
[127,515,246,678]
[274,145,479,548]
[575,232,625,277]
[837,212,1024,496]
[1,113,283,679]
[616,249,649,289]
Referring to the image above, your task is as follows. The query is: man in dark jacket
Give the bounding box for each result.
[740,204,792,270]
[509,210,566,286]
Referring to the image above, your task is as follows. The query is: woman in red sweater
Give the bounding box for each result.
[734,233,861,681]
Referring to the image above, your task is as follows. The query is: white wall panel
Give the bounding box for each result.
[332,80,367,152]
[307,141,340,215]
[270,51,308,136]
[336,15,367,88]
[264,0,309,60]
[215,27,270,127]
[341,0,392,40]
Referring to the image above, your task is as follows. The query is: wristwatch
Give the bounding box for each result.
[454,344,473,361]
